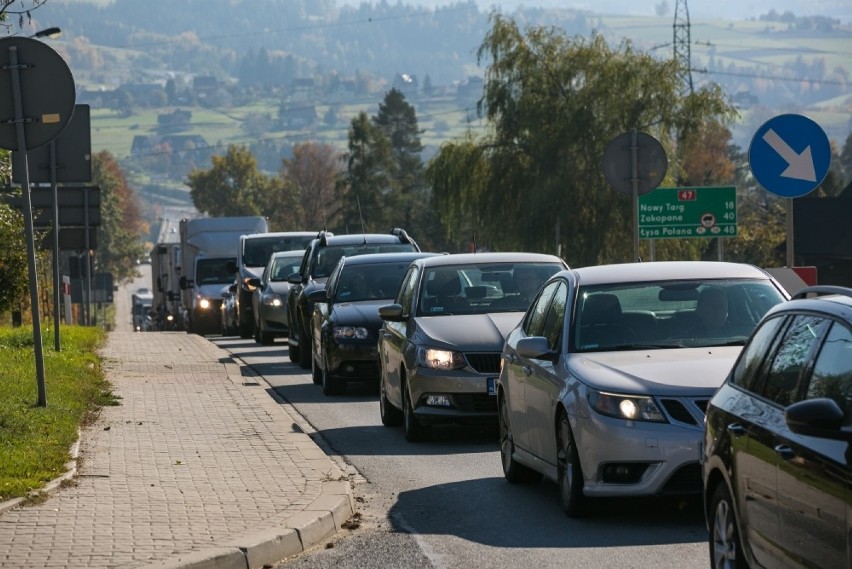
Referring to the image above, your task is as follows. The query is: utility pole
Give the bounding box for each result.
[673,0,693,94]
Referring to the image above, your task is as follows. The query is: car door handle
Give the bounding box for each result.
[774,445,796,460]
[727,423,745,437]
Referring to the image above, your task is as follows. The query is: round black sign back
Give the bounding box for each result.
[602,131,668,196]
[0,36,76,151]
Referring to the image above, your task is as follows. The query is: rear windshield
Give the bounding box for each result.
[244,236,313,267]
[313,244,417,278]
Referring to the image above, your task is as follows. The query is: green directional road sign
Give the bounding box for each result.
[638,186,737,239]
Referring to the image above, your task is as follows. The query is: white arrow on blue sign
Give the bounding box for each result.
[748,114,830,198]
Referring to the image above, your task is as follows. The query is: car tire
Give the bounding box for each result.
[287,315,300,363]
[322,368,344,396]
[259,329,274,345]
[311,356,322,385]
[499,394,541,483]
[709,483,747,569]
[298,320,311,369]
[557,410,588,517]
[253,322,261,344]
[380,375,402,427]
[402,379,428,442]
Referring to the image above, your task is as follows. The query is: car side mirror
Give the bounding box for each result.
[247,277,261,288]
[307,289,328,303]
[378,304,405,322]
[786,398,852,441]
[515,336,558,362]
[179,276,193,290]
[287,272,302,285]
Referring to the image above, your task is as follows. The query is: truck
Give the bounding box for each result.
[131,288,154,332]
[150,242,182,330]
[178,216,268,335]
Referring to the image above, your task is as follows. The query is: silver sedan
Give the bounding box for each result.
[497,261,789,516]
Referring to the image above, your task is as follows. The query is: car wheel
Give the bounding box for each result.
[499,394,541,483]
[709,483,747,569]
[253,322,261,344]
[379,374,402,427]
[402,378,428,442]
[322,368,344,396]
[287,315,300,363]
[311,355,322,385]
[556,410,587,517]
[298,320,311,369]
[238,312,253,339]
[259,329,274,345]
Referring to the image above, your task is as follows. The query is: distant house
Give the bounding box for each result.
[118,83,167,107]
[192,76,219,99]
[280,105,317,129]
[157,109,192,132]
[789,182,852,286]
[131,134,208,156]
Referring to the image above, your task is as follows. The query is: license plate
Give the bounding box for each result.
[487,377,497,396]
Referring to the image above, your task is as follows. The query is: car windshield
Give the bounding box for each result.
[244,235,313,267]
[270,256,302,282]
[335,263,410,302]
[571,278,787,352]
[313,243,417,278]
[417,262,563,316]
[196,258,235,285]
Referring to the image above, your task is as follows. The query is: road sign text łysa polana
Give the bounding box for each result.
[638,186,737,239]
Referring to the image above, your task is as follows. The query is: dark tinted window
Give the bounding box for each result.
[730,315,785,391]
[540,282,567,351]
[806,322,852,426]
[397,266,419,317]
[524,281,560,337]
[757,315,830,406]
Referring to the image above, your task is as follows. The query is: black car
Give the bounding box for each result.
[307,252,441,395]
[703,285,852,569]
[286,229,420,369]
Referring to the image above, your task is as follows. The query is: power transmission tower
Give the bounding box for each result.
[673,0,693,94]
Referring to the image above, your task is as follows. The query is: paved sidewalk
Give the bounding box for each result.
[0,331,354,569]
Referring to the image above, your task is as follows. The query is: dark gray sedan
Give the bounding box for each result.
[377,252,567,442]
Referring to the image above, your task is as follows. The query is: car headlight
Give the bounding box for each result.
[262,293,283,307]
[417,347,466,370]
[333,326,369,340]
[588,390,666,423]
[197,297,211,310]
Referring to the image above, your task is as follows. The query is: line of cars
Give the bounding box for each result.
[221,228,852,567]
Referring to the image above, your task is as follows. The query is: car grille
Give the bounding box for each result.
[660,462,702,495]
[464,352,501,374]
[659,397,709,427]
[452,393,498,413]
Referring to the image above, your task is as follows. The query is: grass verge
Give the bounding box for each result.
[0,325,119,502]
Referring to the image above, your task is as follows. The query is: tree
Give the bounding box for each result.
[0,1,48,34]
[280,142,342,230]
[0,201,30,314]
[92,151,148,284]
[187,145,268,218]
[337,112,394,233]
[427,15,735,265]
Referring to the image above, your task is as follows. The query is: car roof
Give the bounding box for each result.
[322,233,413,246]
[243,231,319,240]
[339,252,441,267]
[413,252,567,268]
[764,286,852,322]
[568,261,774,286]
[269,249,305,259]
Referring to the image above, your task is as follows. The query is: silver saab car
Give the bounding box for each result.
[377,252,568,442]
[497,261,789,517]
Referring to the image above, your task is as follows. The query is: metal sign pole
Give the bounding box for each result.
[630,128,640,262]
[84,187,92,326]
[50,140,61,350]
[8,45,47,406]
[786,198,794,267]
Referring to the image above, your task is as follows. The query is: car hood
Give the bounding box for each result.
[332,299,390,326]
[196,283,230,300]
[415,312,523,351]
[566,347,741,396]
[265,282,292,295]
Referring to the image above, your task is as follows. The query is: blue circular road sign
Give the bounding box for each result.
[748,114,830,198]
